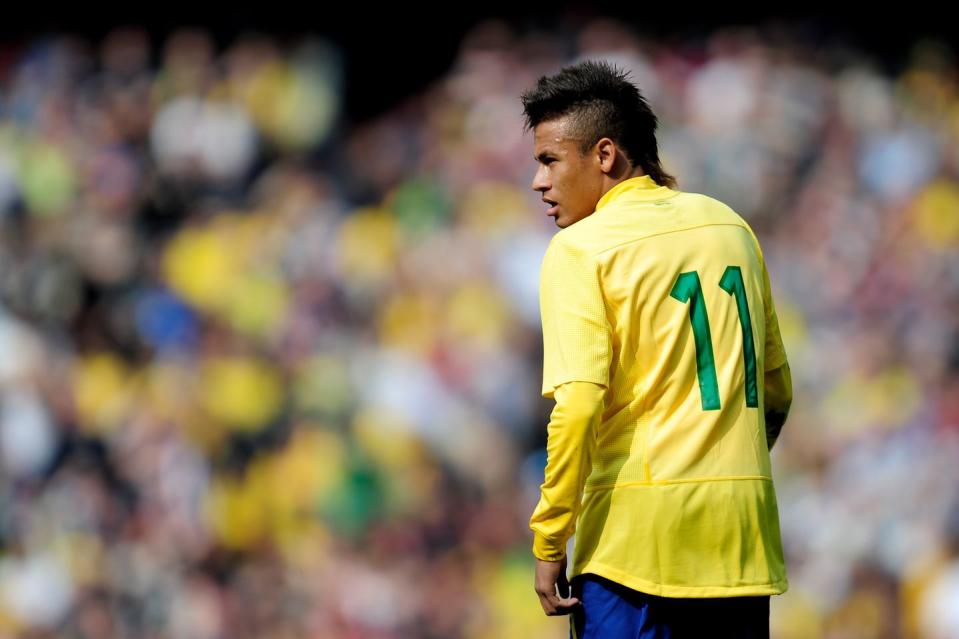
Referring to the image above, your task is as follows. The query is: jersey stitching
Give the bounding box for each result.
[584,475,772,493]
[590,222,751,258]
[596,189,682,212]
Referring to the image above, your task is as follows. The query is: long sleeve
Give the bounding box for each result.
[764,361,792,451]
[754,235,791,451]
[529,380,606,561]
[539,236,612,399]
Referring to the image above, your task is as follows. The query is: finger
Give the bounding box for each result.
[539,592,580,616]
[557,572,571,598]
[537,592,557,615]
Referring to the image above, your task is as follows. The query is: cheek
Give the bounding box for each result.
[575,174,599,206]
[568,174,589,204]
[558,167,578,192]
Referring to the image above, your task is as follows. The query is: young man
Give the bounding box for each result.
[522,60,793,638]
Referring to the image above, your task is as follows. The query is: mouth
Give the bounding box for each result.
[544,198,559,217]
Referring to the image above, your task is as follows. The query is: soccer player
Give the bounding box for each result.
[521,60,793,638]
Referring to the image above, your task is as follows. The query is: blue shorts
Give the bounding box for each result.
[569,573,770,639]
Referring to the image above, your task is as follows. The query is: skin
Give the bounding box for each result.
[530,113,646,616]
[531,114,645,229]
[534,554,579,616]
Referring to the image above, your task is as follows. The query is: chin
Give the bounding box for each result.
[556,213,586,228]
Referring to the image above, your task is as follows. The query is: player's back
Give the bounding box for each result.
[543,176,790,596]
[558,185,779,488]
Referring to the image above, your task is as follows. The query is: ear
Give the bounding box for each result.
[595,137,617,174]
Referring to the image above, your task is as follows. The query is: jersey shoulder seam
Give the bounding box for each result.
[589,222,753,259]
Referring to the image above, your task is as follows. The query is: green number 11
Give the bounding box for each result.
[669,266,758,411]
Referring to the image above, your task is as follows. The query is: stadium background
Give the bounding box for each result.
[0,8,958,638]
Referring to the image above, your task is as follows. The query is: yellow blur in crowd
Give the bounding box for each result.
[0,22,956,639]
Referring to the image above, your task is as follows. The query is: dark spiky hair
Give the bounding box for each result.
[520,59,676,189]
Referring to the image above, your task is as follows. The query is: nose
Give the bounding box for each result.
[531,165,549,194]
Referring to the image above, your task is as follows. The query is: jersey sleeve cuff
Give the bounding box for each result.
[532,531,567,561]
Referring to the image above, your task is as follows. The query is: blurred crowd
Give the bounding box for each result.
[0,18,957,639]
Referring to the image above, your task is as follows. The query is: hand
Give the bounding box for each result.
[534,555,580,615]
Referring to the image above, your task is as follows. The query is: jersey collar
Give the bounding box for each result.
[595,174,678,211]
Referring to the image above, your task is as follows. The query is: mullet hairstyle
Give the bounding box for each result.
[521,59,677,189]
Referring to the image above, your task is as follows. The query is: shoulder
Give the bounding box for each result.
[543,225,603,268]
[547,211,611,258]
[676,190,744,219]
[539,230,602,286]
[682,191,764,253]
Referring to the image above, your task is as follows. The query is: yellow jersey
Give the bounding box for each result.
[530,174,790,598]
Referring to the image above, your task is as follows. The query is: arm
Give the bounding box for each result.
[531,236,611,616]
[529,380,605,560]
[764,361,792,451]
[531,379,604,616]
[753,232,792,451]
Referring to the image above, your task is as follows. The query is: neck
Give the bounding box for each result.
[599,165,646,200]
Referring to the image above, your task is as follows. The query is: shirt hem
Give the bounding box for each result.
[573,559,789,598]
